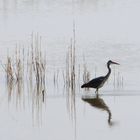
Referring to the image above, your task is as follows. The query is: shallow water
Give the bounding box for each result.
[1,91,140,140]
[0,0,140,140]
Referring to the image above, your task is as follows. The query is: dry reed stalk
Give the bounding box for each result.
[65,25,77,123]
[6,57,14,80]
[83,63,90,84]
[27,34,46,89]
[113,67,124,89]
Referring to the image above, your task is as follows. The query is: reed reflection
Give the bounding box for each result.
[28,81,46,125]
[65,81,77,139]
[82,94,113,126]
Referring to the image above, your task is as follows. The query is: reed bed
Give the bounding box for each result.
[3,47,24,106]
[3,34,46,125]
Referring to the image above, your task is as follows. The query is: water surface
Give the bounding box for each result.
[0,0,140,140]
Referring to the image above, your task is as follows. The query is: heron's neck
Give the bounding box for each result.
[105,64,111,78]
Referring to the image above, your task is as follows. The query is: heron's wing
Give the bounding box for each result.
[85,76,105,88]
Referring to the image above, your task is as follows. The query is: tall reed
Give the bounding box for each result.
[65,22,77,125]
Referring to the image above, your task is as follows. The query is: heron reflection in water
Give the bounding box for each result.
[82,94,113,126]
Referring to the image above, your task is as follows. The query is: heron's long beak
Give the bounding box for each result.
[111,61,120,65]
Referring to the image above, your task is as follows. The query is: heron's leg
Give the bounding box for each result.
[95,89,99,95]
[95,89,97,93]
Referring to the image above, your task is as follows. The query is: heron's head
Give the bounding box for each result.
[107,60,120,66]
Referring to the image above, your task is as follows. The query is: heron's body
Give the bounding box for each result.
[81,60,119,93]
[82,76,109,89]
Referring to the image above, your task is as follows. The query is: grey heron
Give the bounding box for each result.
[81,60,120,93]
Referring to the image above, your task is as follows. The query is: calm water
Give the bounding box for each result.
[0,0,140,140]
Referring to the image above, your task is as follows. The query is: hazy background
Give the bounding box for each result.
[0,0,140,140]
